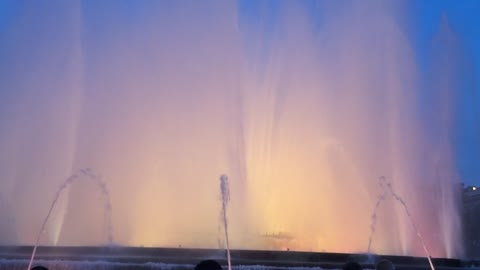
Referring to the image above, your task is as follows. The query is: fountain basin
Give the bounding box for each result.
[0,246,469,270]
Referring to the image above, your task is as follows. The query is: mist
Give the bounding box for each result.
[0,0,476,258]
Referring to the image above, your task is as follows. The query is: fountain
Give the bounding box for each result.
[383,178,436,270]
[220,174,232,270]
[26,169,114,270]
[367,179,388,255]
[368,177,436,270]
[0,0,476,263]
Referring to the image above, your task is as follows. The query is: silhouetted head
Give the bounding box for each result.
[195,260,223,270]
[31,266,48,270]
[343,261,363,270]
[376,259,395,270]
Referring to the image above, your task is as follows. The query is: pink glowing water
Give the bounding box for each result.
[0,1,468,258]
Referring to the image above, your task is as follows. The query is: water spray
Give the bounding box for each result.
[369,177,436,270]
[220,174,232,270]
[367,180,388,254]
[27,169,113,270]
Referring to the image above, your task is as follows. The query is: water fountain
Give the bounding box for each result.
[368,177,436,270]
[383,178,435,269]
[0,1,476,267]
[367,179,388,254]
[26,169,114,270]
[220,175,232,270]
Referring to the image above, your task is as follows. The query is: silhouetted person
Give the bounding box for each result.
[342,261,363,270]
[31,266,48,270]
[376,259,395,270]
[195,260,223,270]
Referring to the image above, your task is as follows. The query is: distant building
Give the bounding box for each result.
[463,185,480,259]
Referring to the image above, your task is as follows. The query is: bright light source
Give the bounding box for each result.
[473,186,477,191]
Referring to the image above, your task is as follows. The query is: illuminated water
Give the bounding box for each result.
[367,177,435,270]
[220,174,232,270]
[0,1,474,258]
[27,169,114,270]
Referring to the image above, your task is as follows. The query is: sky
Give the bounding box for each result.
[0,0,479,256]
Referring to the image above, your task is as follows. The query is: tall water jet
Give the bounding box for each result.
[375,177,436,270]
[423,15,468,258]
[367,179,388,254]
[220,174,232,270]
[0,1,473,257]
[27,169,114,270]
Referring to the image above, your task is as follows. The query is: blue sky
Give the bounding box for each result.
[412,0,480,74]
[410,0,480,185]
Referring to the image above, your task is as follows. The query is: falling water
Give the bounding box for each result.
[367,179,388,254]
[27,169,114,270]
[370,177,436,270]
[220,174,232,270]
[0,1,473,257]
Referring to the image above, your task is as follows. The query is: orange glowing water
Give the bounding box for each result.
[0,1,465,258]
